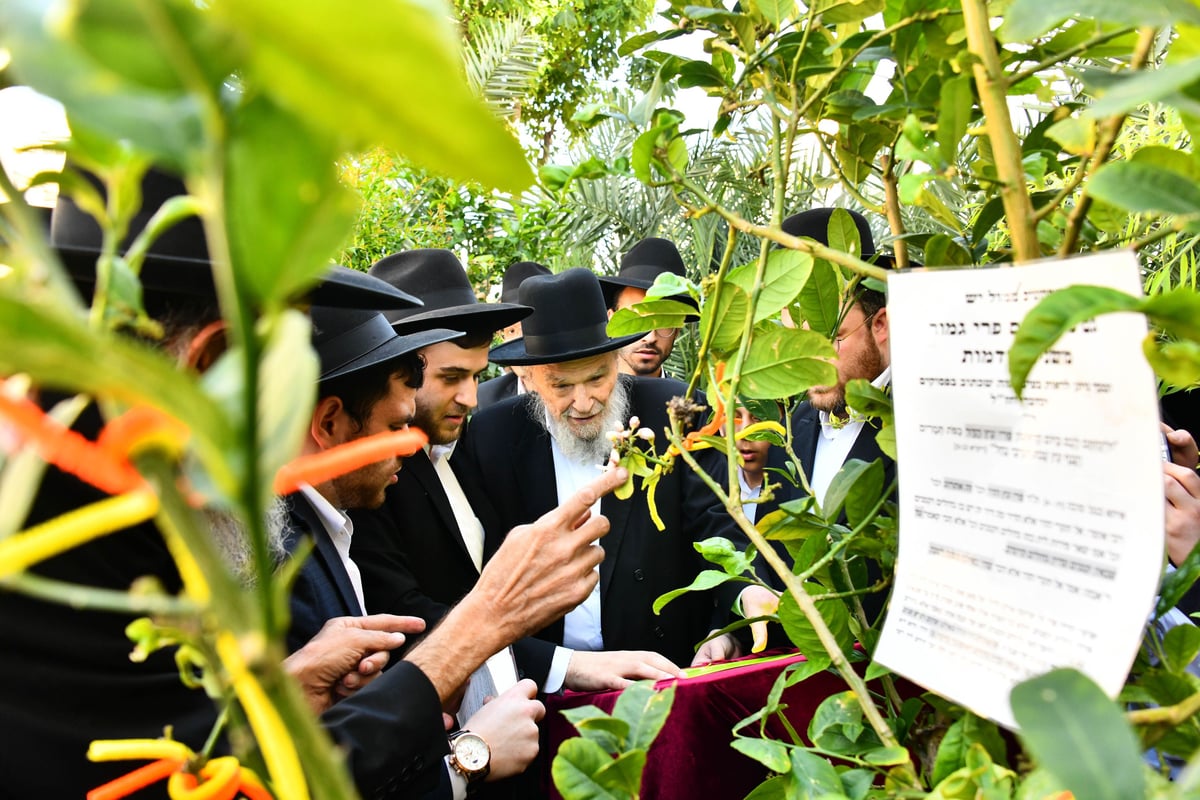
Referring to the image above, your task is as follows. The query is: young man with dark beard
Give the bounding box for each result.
[737,208,897,639]
[462,268,746,688]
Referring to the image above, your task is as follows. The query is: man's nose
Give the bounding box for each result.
[459,381,478,411]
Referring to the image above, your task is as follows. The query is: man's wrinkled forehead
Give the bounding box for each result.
[539,352,617,382]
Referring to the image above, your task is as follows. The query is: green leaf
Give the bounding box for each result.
[827,208,864,258]
[797,260,842,336]
[607,300,697,336]
[614,682,676,751]
[937,75,972,166]
[809,691,868,754]
[874,425,897,460]
[212,0,532,191]
[741,327,837,399]
[653,569,744,614]
[818,0,885,24]
[787,748,844,798]
[0,0,206,165]
[256,311,317,506]
[1008,286,1143,398]
[0,296,236,491]
[861,746,909,766]
[225,98,360,306]
[1163,619,1200,674]
[822,458,884,526]
[1045,116,1096,156]
[1087,161,1200,217]
[594,750,647,797]
[700,283,750,356]
[932,714,1007,786]
[552,738,625,800]
[560,712,630,755]
[743,775,790,800]
[1143,288,1200,341]
[731,737,791,773]
[1144,336,1200,388]
[922,234,974,267]
[777,582,853,656]
[1010,668,1145,800]
[695,537,756,577]
[1084,56,1200,119]
[727,250,815,324]
[998,0,1200,42]
[746,0,797,27]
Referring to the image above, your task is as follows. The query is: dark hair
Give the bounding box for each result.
[854,287,887,318]
[317,353,424,433]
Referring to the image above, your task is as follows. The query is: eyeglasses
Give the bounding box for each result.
[833,312,875,352]
[648,328,679,341]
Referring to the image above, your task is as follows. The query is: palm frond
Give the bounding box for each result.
[462,15,544,120]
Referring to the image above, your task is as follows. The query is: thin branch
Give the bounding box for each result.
[1006,27,1138,89]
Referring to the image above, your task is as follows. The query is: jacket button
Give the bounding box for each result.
[633,569,645,581]
[654,625,664,638]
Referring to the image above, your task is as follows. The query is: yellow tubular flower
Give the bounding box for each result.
[0,489,159,578]
[216,633,309,800]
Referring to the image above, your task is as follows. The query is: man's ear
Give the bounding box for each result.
[184,320,228,373]
[310,395,347,450]
[872,307,890,351]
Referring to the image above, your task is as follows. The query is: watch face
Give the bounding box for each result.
[455,733,490,771]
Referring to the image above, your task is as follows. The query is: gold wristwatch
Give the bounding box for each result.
[448,730,491,788]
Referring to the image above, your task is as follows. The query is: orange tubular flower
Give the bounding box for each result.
[674,362,727,454]
[87,758,184,800]
[0,394,148,495]
[273,428,428,495]
[87,740,275,800]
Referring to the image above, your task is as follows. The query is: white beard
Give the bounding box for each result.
[530,378,631,466]
[205,497,289,585]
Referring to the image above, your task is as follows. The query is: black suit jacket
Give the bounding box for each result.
[751,401,896,621]
[351,445,565,687]
[0,410,448,800]
[475,372,518,411]
[351,447,502,625]
[460,375,736,670]
[282,491,452,799]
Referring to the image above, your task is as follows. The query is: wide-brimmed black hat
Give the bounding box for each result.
[50,168,423,310]
[781,208,903,268]
[598,237,699,318]
[500,261,552,304]
[368,249,531,333]
[489,268,644,367]
[311,306,461,382]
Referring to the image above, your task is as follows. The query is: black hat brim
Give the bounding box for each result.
[387,302,531,334]
[59,247,423,311]
[489,331,645,367]
[321,327,461,382]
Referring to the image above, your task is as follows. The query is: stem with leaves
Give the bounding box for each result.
[960,0,1039,262]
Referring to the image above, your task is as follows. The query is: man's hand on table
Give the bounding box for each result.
[565,649,684,691]
[690,632,742,667]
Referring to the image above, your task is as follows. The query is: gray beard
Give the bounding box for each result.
[530,378,631,466]
[205,497,289,585]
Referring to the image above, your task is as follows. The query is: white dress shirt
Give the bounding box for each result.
[811,366,892,507]
[542,425,607,693]
[297,483,366,615]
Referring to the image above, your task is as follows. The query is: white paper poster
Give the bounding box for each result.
[874,251,1165,729]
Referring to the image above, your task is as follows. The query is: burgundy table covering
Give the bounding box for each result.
[544,650,858,800]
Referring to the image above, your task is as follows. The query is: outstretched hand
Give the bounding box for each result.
[285,614,425,714]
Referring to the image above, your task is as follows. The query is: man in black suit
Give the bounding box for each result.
[0,175,629,799]
[476,261,551,410]
[462,268,744,690]
[738,209,897,641]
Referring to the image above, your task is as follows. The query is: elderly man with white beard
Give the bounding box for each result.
[461,268,744,692]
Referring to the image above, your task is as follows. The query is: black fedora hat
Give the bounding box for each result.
[311,306,461,382]
[489,268,644,367]
[781,207,904,268]
[51,168,423,310]
[598,237,699,318]
[368,249,531,333]
[500,260,552,304]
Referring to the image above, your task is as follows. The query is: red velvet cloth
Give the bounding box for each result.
[544,650,855,800]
